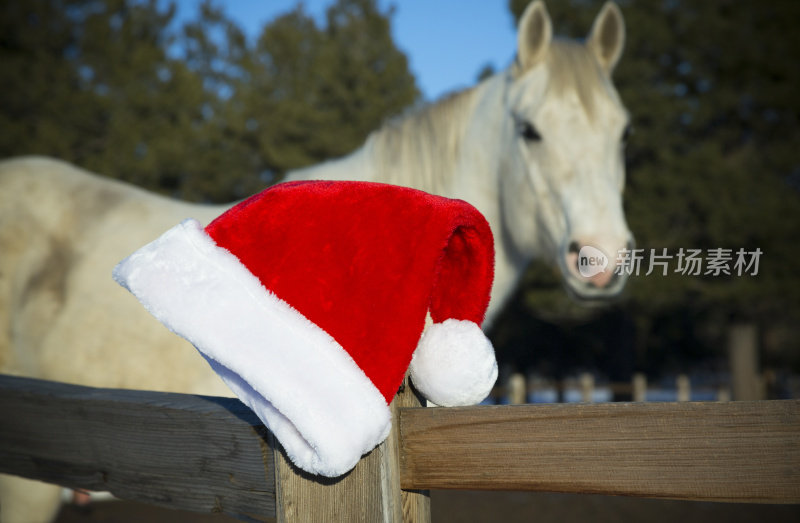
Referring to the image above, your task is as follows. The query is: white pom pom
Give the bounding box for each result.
[409,319,498,406]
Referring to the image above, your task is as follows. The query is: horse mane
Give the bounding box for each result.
[363,40,609,194]
[363,86,479,194]
[545,39,609,120]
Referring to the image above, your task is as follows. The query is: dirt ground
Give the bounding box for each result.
[55,490,800,522]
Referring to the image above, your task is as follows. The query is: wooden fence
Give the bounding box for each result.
[1,373,799,522]
[491,322,788,406]
[493,372,734,405]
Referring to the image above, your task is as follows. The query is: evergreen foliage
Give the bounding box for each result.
[0,0,418,202]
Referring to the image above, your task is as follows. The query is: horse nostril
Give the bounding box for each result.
[567,241,581,271]
[568,241,580,254]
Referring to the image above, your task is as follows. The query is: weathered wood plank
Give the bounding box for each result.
[271,434,392,522]
[391,382,431,523]
[0,375,276,521]
[399,400,800,503]
[272,378,431,523]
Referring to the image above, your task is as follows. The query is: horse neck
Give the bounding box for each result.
[289,78,505,196]
[377,78,508,197]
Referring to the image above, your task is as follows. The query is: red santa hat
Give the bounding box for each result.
[113,180,496,477]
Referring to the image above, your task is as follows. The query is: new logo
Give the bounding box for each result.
[578,245,609,277]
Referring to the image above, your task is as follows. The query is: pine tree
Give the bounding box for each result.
[233,0,419,180]
[0,0,419,203]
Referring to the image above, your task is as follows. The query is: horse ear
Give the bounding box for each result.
[517,0,552,72]
[587,1,625,74]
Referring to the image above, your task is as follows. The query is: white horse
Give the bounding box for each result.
[0,2,631,521]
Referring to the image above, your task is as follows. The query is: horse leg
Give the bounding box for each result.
[0,474,62,523]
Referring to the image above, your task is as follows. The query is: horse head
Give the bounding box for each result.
[499,1,634,301]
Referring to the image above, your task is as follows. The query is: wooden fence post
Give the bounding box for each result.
[717,387,731,402]
[632,373,647,402]
[508,373,526,405]
[676,374,691,402]
[580,373,594,403]
[272,378,430,523]
[729,323,763,401]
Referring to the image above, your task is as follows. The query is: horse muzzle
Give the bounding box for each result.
[561,237,634,301]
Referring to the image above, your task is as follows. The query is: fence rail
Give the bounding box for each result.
[1,374,799,522]
[0,374,276,520]
[401,401,800,503]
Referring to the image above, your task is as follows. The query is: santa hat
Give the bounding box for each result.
[113,180,497,477]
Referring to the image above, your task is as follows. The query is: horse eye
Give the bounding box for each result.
[518,120,542,142]
[621,124,633,143]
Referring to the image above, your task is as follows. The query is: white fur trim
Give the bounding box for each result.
[409,319,498,406]
[113,219,391,477]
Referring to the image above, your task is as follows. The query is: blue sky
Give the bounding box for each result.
[171,1,519,101]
